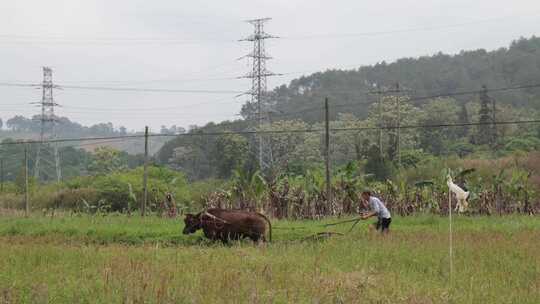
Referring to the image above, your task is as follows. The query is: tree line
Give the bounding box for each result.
[157,36,540,181]
[0,115,127,137]
[247,36,540,123]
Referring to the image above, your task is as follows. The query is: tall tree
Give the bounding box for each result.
[87,147,127,175]
[214,134,249,178]
[364,144,393,181]
[418,98,460,155]
[364,96,420,161]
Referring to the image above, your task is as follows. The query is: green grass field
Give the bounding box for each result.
[0,213,539,303]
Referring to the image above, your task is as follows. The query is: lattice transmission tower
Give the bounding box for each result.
[34,67,61,182]
[239,18,280,172]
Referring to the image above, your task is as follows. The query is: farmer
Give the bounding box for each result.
[360,190,392,233]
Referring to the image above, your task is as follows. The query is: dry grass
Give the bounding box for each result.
[0,215,539,303]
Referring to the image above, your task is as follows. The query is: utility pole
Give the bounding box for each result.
[368,83,412,165]
[368,84,386,159]
[375,85,384,159]
[239,18,280,174]
[24,144,29,217]
[34,67,61,182]
[0,159,3,193]
[396,82,401,168]
[448,186,453,285]
[324,97,332,206]
[492,94,497,146]
[142,126,149,216]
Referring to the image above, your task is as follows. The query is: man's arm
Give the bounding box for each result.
[361,211,377,220]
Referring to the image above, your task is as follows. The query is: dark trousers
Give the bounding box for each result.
[374,217,391,232]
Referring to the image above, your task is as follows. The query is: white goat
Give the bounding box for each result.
[446,175,469,213]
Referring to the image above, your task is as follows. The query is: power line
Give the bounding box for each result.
[239,106,325,123]
[408,83,540,102]
[58,85,245,94]
[329,83,540,112]
[57,75,241,85]
[1,11,537,45]
[281,12,540,40]
[4,80,538,100]
[0,82,244,94]
[0,135,144,146]
[61,97,241,112]
[2,82,539,126]
[1,81,532,117]
[0,97,243,113]
[70,138,141,148]
[0,36,237,46]
[0,82,40,88]
[8,82,534,122]
[1,62,248,86]
[1,119,538,147]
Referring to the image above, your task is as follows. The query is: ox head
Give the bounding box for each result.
[183,213,201,234]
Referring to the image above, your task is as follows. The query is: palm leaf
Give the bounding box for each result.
[455,168,476,179]
[415,180,434,188]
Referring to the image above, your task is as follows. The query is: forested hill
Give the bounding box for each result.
[244,36,540,123]
[156,36,540,181]
[0,115,169,155]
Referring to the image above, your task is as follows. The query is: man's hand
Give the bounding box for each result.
[361,212,376,220]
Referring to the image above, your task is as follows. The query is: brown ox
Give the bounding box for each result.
[182,208,272,243]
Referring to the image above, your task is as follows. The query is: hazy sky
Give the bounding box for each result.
[1,0,539,132]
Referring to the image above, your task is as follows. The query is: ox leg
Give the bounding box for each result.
[249,234,261,242]
[218,232,230,244]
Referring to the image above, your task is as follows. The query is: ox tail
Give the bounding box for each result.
[256,212,272,242]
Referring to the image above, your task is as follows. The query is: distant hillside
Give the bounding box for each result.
[0,116,168,155]
[75,136,168,155]
[241,36,540,122]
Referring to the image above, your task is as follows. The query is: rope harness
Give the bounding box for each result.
[200,211,229,229]
[193,210,361,241]
[273,217,362,232]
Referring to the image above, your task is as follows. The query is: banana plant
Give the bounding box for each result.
[230,168,267,210]
[414,181,437,212]
[503,169,534,213]
[304,168,325,200]
[492,168,506,214]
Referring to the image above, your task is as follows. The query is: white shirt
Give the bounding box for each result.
[369,196,391,219]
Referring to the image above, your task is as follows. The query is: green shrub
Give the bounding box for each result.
[92,176,132,212]
[448,141,476,157]
[400,149,427,168]
[177,179,228,211]
[501,136,540,154]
